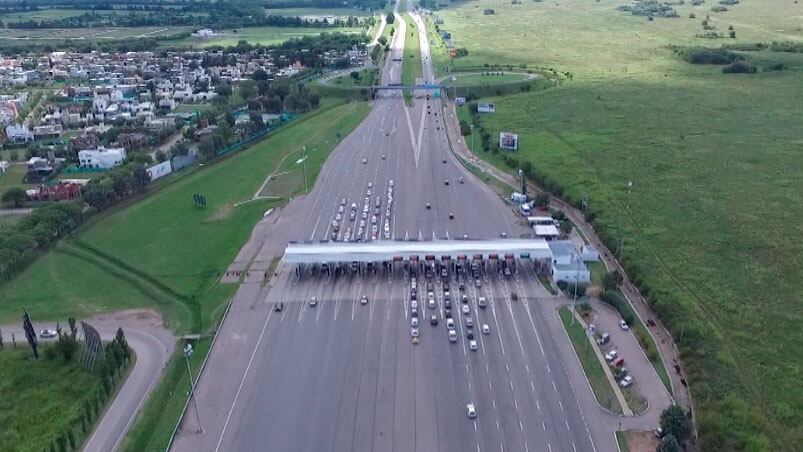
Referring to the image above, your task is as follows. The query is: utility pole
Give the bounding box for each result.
[183,343,203,434]
[301,145,308,193]
[519,168,526,197]
[470,124,474,153]
[571,255,579,326]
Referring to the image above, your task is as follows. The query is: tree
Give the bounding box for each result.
[386,12,395,25]
[660,405,693,445]
[602,271,621,291]
[155,150,167,163]
[252,69,268,81]
[658,433,681,452]
[238,80,258,100]
[533,193,550,208]
[459,120,472,136]
[1,187,27,208]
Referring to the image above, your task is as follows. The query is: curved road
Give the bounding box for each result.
[1,310,175,452]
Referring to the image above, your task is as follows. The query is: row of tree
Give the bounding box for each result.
[0,202,83,282]
[81,161,152,211]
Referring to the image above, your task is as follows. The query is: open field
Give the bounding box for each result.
[0,99,371,334]
[558,306,623,415]
[0,164,36,200]
[0,26,190,42]
[437,0,802,449]
[171,26,364,48]
[0,345,108,452]
[443,72,532,86]
[263,7,369,17]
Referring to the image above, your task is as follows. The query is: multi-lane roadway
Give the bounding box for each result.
[170,1,622,451]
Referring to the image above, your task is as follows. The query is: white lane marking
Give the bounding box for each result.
[548,443,553,452]
[536,400,541,411]
[559,400,564,411]
[565,419,571,431]
[525,443,530,452]
[547,364,551,373]
[542,420,546,431]
[496,420,500,430]
[530,381,535,392]
[500,443,504,452]
[552,380,557,392]
[572,442,578,452]
[519,420,524,431]
[334,299,341,321]
[514,400,519,411]
[214,309,274,452]
[474,422,478,432]
[492,400,497,410]
[489,380,493,390]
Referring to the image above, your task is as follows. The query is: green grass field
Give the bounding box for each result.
[0,99,370,334]
[0,345,109,452]
[558,306,623,414]
[0,26,190,42]
[263,7,369,17]
[438,0,802,449]
[172,26,364,48]
[0,164,35,200]
[401,13,422,103]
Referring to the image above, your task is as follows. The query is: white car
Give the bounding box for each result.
[359,219,366,228]
[466,403,477,419]
[619,375,634,388]
[310,297,317,307]
[428,298,435,308]
[335,213,342,221]
[411,317,419,327]
[411,300,418,309]
[469,340,478,351]
[619,319,629,331]
[465,317,473,328]
[366,189,372,196]
[341,198,347,206]
[446,318,455,330]
[482,324,490,334]
[338,205,344,213]
[411,327,419,338]
[361,295,368,305]
[362,158,367,164]
[368,182,373,188]
[461,304,470,315]
[389,179,394,187]
[371,216,377,225]
[605,350,618,362]
[40,329,57,339]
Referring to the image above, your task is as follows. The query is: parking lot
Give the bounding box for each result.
[219,261,601,452]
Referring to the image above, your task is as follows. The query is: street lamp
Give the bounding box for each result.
[470,124,474,153]
[571,255,580,326]
[183,343,203,433]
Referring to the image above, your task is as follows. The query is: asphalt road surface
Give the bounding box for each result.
[171,0,619,450]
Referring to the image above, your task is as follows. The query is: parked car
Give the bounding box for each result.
[619,375,634,388]
[605,350,618,362]
[596,333,610,345]
[619,319,629,331]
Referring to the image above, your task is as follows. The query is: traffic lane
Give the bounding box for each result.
[429,303,464,452]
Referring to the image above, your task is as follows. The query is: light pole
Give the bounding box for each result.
[183,343,202,433]
[470,124,474,153]
[301,146,308,193]
[571,255,580,326]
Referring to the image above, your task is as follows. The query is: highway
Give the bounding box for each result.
[170,0,619,451]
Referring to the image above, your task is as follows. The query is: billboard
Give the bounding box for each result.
[146,160,172,181]
[499,132,518,151]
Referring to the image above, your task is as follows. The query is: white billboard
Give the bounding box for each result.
[146,160,172,181]
[499,132,518,151]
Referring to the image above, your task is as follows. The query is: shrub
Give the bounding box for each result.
[459,119,472,136]
[722,61,756,73]
[677,46,741,64]
[602,270,622,291]
[556,280,568,291]
[768,61,785,71]
[564,283,587,297]
[576,302,592,317]
[729,30,736,38]
[600,290,635,324]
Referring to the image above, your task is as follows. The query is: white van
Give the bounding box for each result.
[448,330,457,342]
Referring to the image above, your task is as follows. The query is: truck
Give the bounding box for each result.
[510,192,527,203]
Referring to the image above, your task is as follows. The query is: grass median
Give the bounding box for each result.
[401,12,421,104]
[558,306,622,414]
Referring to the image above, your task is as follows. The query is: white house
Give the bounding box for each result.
[194,29,216,38]
[580,244,599,262]
[78,146,127,169]
[548,240,591,284]
[5,123,34,142]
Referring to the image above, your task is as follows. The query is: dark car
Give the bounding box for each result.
[274,302,284,312]
[430,315,438,326]
[445,308,452,318]
[467,332,474,340]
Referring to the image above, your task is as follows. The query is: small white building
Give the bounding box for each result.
[194,29,216,38]
[580,244,599,262]
[477,102,495,113]
[78,146,127,169]
[5,123,34,142]
[548,240,591,284]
